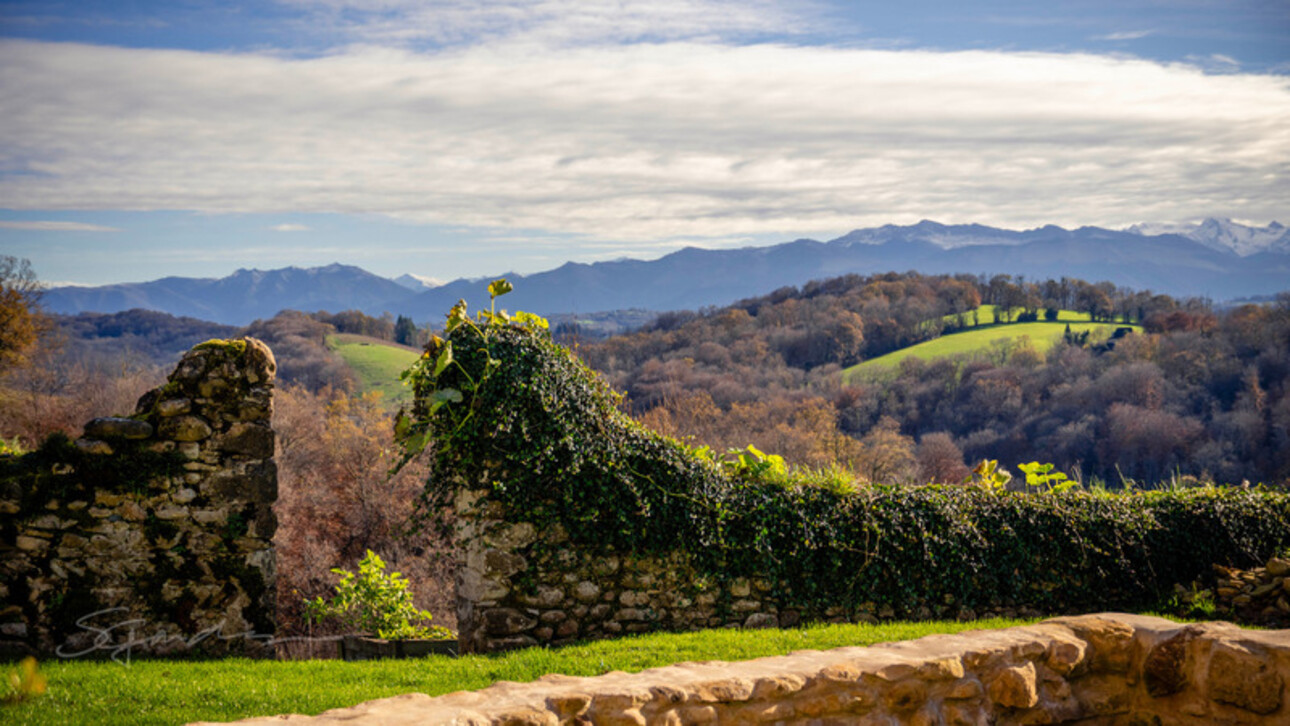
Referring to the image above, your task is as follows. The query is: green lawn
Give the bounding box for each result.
[4,618,1035,724]
[327,334,422,409]
[844,307,1139,382]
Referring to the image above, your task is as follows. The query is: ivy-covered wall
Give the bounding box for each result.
[401,304,1290,654]
[0,338,278,658]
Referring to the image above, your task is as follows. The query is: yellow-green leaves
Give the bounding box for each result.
[513,310,549,330]
[487,278,514,299]
[3,657,46,704]
[967,459,1012,492]
[1018,461,1075,493]
[445,299,469,332]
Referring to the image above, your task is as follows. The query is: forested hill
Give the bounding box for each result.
[576,271,1290,488]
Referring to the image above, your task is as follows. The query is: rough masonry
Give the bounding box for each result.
[211,613,1290,725]
[0,337,278,657]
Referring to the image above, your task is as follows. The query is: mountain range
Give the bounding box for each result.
[41,218,1290,325]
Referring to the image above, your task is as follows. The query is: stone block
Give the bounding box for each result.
[573,581,602,603]
[483,608,538,636]
[1143,626,1199,697]
[216,422,275,458]
[155,398,192,417]
[1207,640,1284,714]
[160,415,213,442]
[74,438,113,455]
[84,417,154,440]
[987,662,1038,709]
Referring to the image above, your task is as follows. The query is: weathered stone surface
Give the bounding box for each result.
[155,398,192,417]
[159,415,213,442]
[5,337,277,658]
[1143,625,1199,697]
[483,608,538,636]
[74,438,114,455]
[573,581,601,603]
[987,661,1039,709]
[84,417,154,440]
[217,422,274,458]
[212,615,1290,726]
[1208,639,1284,714]
[1268,558,1290,578]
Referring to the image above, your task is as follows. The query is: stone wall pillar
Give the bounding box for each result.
[0,337,278,657]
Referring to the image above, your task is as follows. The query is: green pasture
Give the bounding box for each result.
[844,307,1139,382]
[4,618,1036,725]
[326,334,422,408]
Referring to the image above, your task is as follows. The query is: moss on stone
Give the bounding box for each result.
[192,338,248,358]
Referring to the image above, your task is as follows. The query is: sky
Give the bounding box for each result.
[1,0,1288,287]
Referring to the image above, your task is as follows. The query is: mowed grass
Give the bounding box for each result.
[843,307,1140,382]
[327,334,422,409]
[5,618,1036,725]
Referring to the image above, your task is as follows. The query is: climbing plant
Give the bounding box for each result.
[395,281,1290,616]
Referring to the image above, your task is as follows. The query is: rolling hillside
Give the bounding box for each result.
[843,308,1139,381]
[326,334,421,408]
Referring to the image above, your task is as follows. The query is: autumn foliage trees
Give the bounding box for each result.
[577,272,1290,488]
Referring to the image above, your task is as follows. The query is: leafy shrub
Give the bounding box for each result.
[304,550,452,640]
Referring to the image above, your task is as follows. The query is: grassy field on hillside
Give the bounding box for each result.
[845,307,1138,382]
[327,334,422,408]
[3,618,1035,725]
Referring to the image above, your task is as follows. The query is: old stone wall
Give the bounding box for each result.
[455,491,1044,656]
[1195,558,1290,628]
[214,614,1290,725]
[0,338,278,657]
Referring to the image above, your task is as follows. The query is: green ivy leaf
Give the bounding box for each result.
[487,278,514,299]
[432,341,454,378]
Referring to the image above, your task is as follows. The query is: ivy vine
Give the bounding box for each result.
[394,281,1290,616]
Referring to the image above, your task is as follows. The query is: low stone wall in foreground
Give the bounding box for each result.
[213,613,1288,725]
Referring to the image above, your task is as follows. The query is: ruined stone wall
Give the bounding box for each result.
[454,490,1043,656]
[456,490,787,654]
[0,338,277,657]
[217,614,1290,725]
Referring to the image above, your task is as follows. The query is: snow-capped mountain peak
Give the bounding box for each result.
[1126,218,1290,257]
[392,273,443,291]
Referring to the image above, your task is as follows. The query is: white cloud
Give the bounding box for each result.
[1092,30,1153,41]
[277,0,823,46]
[1,39,1287,248]
[269,223,311,231]
[0,220,122,232]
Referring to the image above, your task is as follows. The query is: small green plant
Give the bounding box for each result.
[1017,461,1076,493]
[965,459,1011,492]
[796,463,861,496]
[304,550,452,640]
[1165,582,1217,619]
[0,437,24,456]
[3,657,46,704]
[720,445,789,486]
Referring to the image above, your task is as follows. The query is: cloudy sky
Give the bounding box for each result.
[1,0,1288,286]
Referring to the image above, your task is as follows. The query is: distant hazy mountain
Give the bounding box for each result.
[1125,218,1290,257]
[42,263,413,325]
[393,221,1289,321]
[41,221,1290,325]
